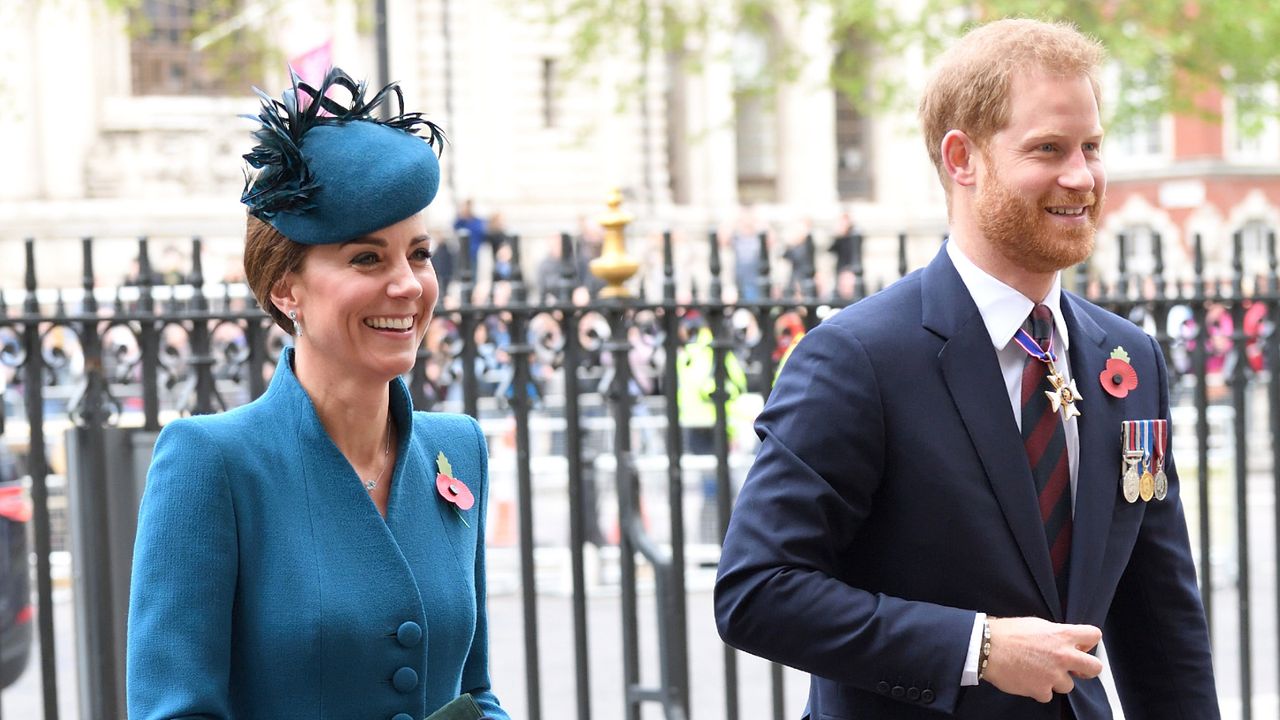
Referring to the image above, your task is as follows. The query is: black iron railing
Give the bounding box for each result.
[0,226,1277,720]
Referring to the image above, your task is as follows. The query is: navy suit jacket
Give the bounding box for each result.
[715,247,1218,719]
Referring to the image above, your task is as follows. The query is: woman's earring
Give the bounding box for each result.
[289,309,303,337]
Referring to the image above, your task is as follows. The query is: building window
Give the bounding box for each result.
[1119,224,1158,277]
[1228,84,1280,161]
[665,49,689,204]
[1238,219,1272,275]
[130,0,266,96]
[833,44,872,200]
[1107,65,1165,162]
[541,58,558,129]
[834,92,872,200]
[733,27,777,204]
[1111,114,1163,157]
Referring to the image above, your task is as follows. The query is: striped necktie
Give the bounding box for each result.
[1020,304,1072,608]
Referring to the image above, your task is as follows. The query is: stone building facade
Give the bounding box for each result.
[2,1,1276,293]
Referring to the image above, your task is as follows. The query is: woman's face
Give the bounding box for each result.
[282,212,438,383]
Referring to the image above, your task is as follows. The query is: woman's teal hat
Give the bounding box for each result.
[240,68,445,245]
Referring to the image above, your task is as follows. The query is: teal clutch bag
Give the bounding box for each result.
[424,693,484,720]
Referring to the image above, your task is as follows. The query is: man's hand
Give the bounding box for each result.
[982,616,1104,703]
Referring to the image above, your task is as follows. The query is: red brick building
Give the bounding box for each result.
[1101,85,1280,285]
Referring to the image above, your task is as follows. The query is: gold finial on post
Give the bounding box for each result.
[589,188,640,298]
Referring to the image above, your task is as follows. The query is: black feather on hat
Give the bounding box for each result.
[241,67,446,229]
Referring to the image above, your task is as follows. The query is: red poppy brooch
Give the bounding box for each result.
[1100,346,1138,399]
[436,451,475,527]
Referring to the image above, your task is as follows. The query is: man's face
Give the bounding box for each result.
[973,70,1106,274]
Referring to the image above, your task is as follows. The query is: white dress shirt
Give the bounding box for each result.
[944,239,1081,686]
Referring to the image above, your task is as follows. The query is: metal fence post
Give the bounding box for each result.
[660,230,691,717]
[22,238,60,720]
[1191,233,1213,631]
[1228,230,1252,719]
[558,230,593,720]
[66,236,119,719]
[706,229,738,720]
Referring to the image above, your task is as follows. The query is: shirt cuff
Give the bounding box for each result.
[961,613,987,686]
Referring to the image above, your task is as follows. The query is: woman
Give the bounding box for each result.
[127,68,508,720]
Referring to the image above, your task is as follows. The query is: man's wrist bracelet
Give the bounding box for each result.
[976,620,992,682]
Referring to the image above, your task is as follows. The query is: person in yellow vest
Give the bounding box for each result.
[676,312,747,542]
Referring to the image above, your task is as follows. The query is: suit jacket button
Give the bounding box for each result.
[891,685,905,698]
[392,714,414,720]
[876,681,890,694]
[921,689,935,704]
[397,621,423,647]
[392,666,419,693]
[907,687,920,701]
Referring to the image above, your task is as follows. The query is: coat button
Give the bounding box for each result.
[891,685,905,699]
[392,666,419,693]
[921,689,935,704]
[397,621,423,647]
[392,715,414,720]
[876,681,890,694]
[907,687,920,701]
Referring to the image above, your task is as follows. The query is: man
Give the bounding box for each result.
[715,19,1218,719]
[677,313,749,542]
[453,198,487,268]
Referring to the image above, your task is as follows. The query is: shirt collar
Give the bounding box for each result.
[945,238,1070,354]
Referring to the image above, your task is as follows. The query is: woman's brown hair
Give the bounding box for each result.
[243,214,309,334]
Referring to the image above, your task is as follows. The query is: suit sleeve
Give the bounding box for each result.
[127,420,238,720]
[1102,335,1220,719]
[460,418,510,719]
[714,321,975,713]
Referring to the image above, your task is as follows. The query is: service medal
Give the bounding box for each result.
[1121,421,1142,503]
[1137,420,1156,502]
[1152,418,1169,501]
[1123,462,1141,503]
[1046,366,1083,420]
[1014,327,1081,420]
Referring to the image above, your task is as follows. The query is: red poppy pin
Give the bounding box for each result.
[1100,346,1138,399]
[436,452,475,526]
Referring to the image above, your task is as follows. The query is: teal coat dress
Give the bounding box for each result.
[127,349,508,720]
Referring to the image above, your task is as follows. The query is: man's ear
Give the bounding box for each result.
[268,272,299,319]
[941,129,980,188]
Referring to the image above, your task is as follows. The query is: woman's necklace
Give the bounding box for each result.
[362,417,392,491]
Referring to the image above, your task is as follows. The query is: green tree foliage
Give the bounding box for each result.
[541,0,1280,133]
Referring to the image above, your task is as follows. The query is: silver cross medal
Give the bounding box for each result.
[1044,362,1082,420]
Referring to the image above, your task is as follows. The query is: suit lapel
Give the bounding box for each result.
[1059,295,1116,621]
[386,423,474,578]
[923,249,1062,618]
[384,377,480,588]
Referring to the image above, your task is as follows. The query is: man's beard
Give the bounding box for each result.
[974,163,1102,274]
